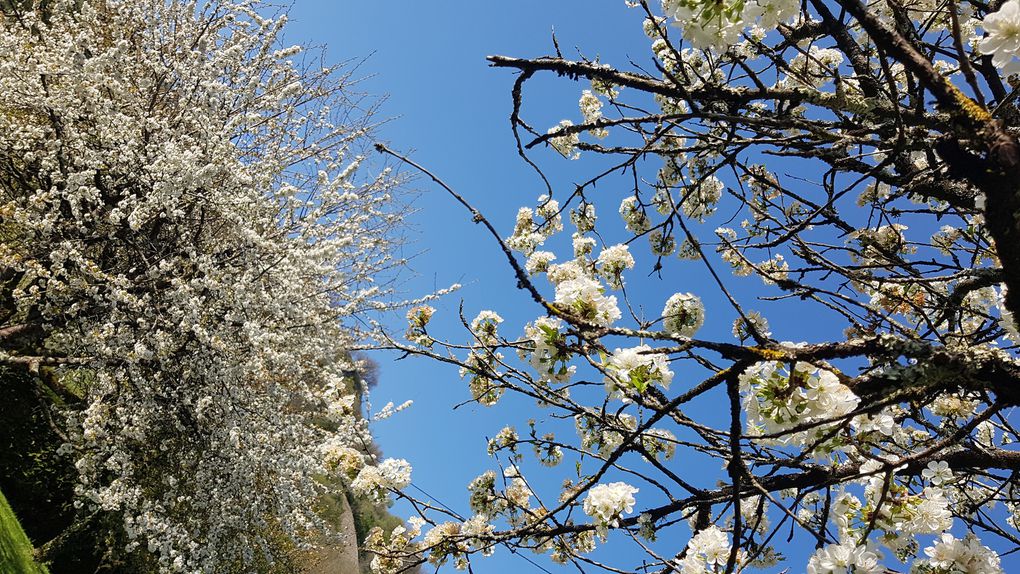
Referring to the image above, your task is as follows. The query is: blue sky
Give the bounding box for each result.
[282,3,1020,573]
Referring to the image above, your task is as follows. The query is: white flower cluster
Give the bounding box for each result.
[406,305,436,347]
[582,482,638,529]
[574,234,597,258]
[467,467,537,528]
[596,243,635,288]
[547,260,586,285]
[851,410,897,437]
[487,426,519,455]
[929,391,981,418]
[460,349,506,406]
[681,174,723,220]
[641,427,678,460]
[978,0,1020,73]
[526,250,557,275]
[997,286,1020,343]
[523,316,575,383]
[579,90,609,139]
[533,435,565,467]
[786,46,846,89]
[620,195,652,233]
[758,253,790,285]
[819,460,956,553]
[732,310,771,341]
[798,475,973,570]
[916,533,1003,574]
[741,361,860,452]
[571,203,598,233]
[323,443,367,480]
[460,311,508,405]
[649,229,676,256]
[547,119,581,159]
[921,460,954,486]
[715,227,753,276]
[468,470,503,517]
[806,542,882,574]
[374,400,414,421]
[605,345,674,396]
[471,310,504,342]
[554,276,622,326]
[509,207,545,255]
[736,495,770,536]
[364,519,423,573]
[507,196,564,255]
[851,224,914,264]
[351,458,413,502]
[364,511,497,573]
[662,0,799,49]
[679,526,731,573]
[662,292,705,337]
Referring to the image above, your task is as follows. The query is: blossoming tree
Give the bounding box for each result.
[365,0,1020,572]
[0,0,410,571]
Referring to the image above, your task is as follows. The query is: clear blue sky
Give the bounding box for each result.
[283,3,1020,573]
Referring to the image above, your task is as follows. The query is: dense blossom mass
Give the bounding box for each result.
[0,0,406,571]
[365,0,1020,572]
[582,482,639,530]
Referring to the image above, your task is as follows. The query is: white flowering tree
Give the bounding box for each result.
[365,0,1020,572]
[0,0,409,571]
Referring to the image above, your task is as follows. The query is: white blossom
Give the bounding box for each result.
[554,277,622,326]
[741,361,860,452]
[524,316,575,383]
[732,311,771,341]
[605,344,674,395]
[681,526,730,572]
[548,120,581,159]
[807,542,883,574]
[583,482,638,527]
[526,251,557,275]
[918,533,1003,574]
[579,90,609,138]
[352,458,413,500]
[619,195,651,233]
[921,460,954,486]
[662,292,705,337]
[596,244,635,288]
[979,0,1020,71]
